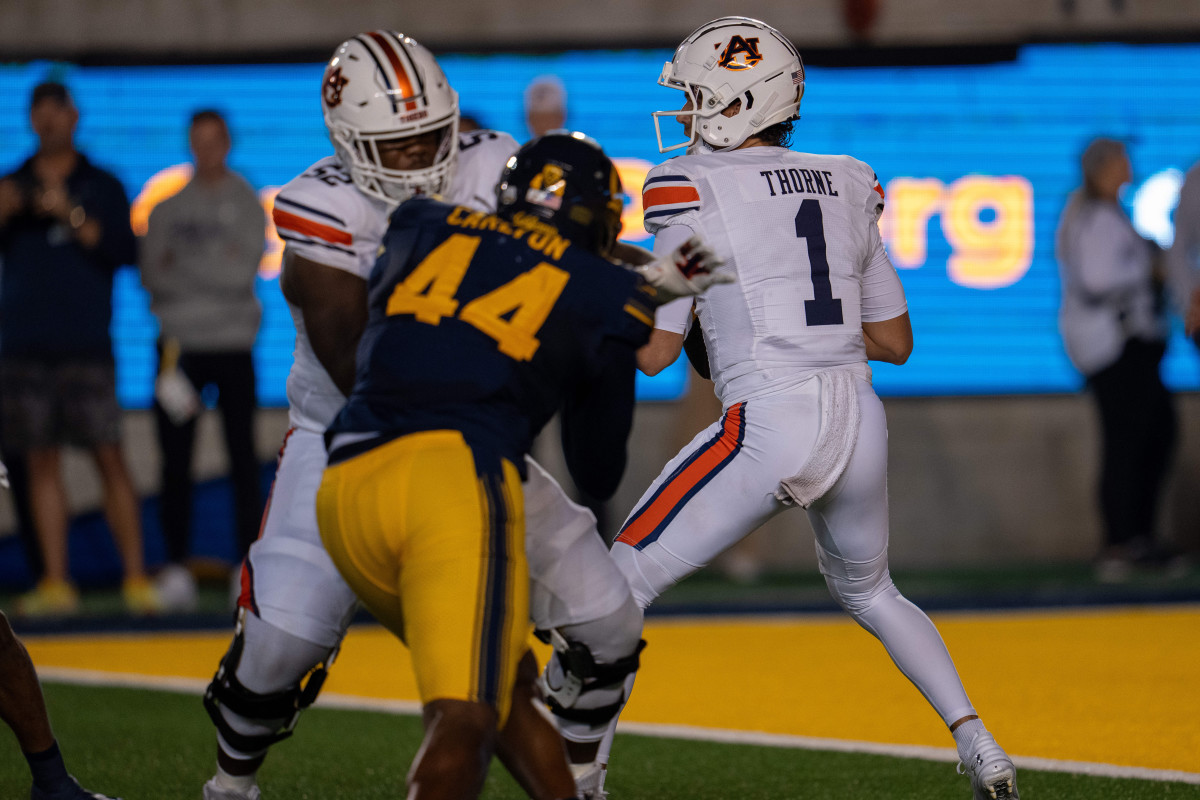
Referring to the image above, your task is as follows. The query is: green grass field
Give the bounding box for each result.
[4,683,1198,800]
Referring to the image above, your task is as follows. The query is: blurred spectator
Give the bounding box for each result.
[1055,138,1179,582]
[524,75,567,138]
[0,81,156,616]
[1168,160,1200,342]
[141,109,265,611]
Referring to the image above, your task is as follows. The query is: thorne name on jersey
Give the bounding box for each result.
[646,147,906,407]
[271,129,519,432]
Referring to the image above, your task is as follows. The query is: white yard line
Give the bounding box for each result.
[38,667,1200,786]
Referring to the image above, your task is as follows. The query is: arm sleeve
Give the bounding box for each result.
[861,222,908,322]
[647,223,699,334]
[560,338,637,501]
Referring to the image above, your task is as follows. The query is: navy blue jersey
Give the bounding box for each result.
[328,197,656,490]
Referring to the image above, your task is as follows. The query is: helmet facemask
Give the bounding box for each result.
[329,116,459,204]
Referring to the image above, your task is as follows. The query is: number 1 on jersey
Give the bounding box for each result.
[795,199,844,326]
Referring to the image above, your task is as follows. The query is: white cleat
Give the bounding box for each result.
[202,778,261,800]
[571,761,608,800]
[957,732,1020,800]
[155,564,199,613]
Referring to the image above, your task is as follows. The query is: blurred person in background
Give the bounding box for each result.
[141,109,266,612]
[0,81,156,617]
[1168,159,1200,342]
[1056,137,1180,582]
[524,75,567,138]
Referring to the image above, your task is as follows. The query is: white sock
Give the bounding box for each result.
[952,717,987,763]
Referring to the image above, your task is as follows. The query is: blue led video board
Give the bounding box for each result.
[2,43,1198,406]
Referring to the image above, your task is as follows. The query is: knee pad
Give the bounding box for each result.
[537,597,645,743]
[203,609,339,756]
[817,545,893,620]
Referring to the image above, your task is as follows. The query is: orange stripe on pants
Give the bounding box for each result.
[616,403,745,549]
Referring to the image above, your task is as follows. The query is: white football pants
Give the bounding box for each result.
[612,375,976,727]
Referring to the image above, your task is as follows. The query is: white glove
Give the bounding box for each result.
[634,235,732,304]
[0,458,8,489]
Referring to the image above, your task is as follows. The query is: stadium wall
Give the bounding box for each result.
[2,0,1199,59]
[2,388,1195,571]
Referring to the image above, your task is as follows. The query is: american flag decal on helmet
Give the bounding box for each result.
[792,69,804,85]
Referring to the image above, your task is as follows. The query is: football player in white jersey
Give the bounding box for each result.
[588,17,1021,800]
[201,31,650,800]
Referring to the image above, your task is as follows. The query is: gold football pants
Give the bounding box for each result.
[317,430,530,723]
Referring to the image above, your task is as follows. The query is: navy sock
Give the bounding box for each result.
[25,740,72,793]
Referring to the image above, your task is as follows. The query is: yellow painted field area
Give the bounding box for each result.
[24,605,1200,774]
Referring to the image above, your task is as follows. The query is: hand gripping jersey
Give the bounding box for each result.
[272,129,519,431]
[326,196,656,471]
[644,147,907,406]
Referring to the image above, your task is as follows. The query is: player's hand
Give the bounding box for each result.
[0,458,9,489]
[36,182,73,221]
[635,235,733,304]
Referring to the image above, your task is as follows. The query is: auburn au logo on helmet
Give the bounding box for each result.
[323,66,348,108]
[716,36,763,71]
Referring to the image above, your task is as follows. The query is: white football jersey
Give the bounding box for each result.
[273,128,520,431]
[644,147,907,406]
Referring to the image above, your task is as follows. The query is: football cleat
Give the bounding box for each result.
[202,778,261,800]
[30,774,123,800]
[957,732,1020,800]
[571,761,608,800]
[154,564,198,613]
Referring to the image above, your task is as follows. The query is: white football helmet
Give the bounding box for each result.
[653,16,805,154]
[321,31,459,204]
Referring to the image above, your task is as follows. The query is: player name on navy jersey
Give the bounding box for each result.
[328,197,654,471]
[444,205,571,261]
[758,167,839,198]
